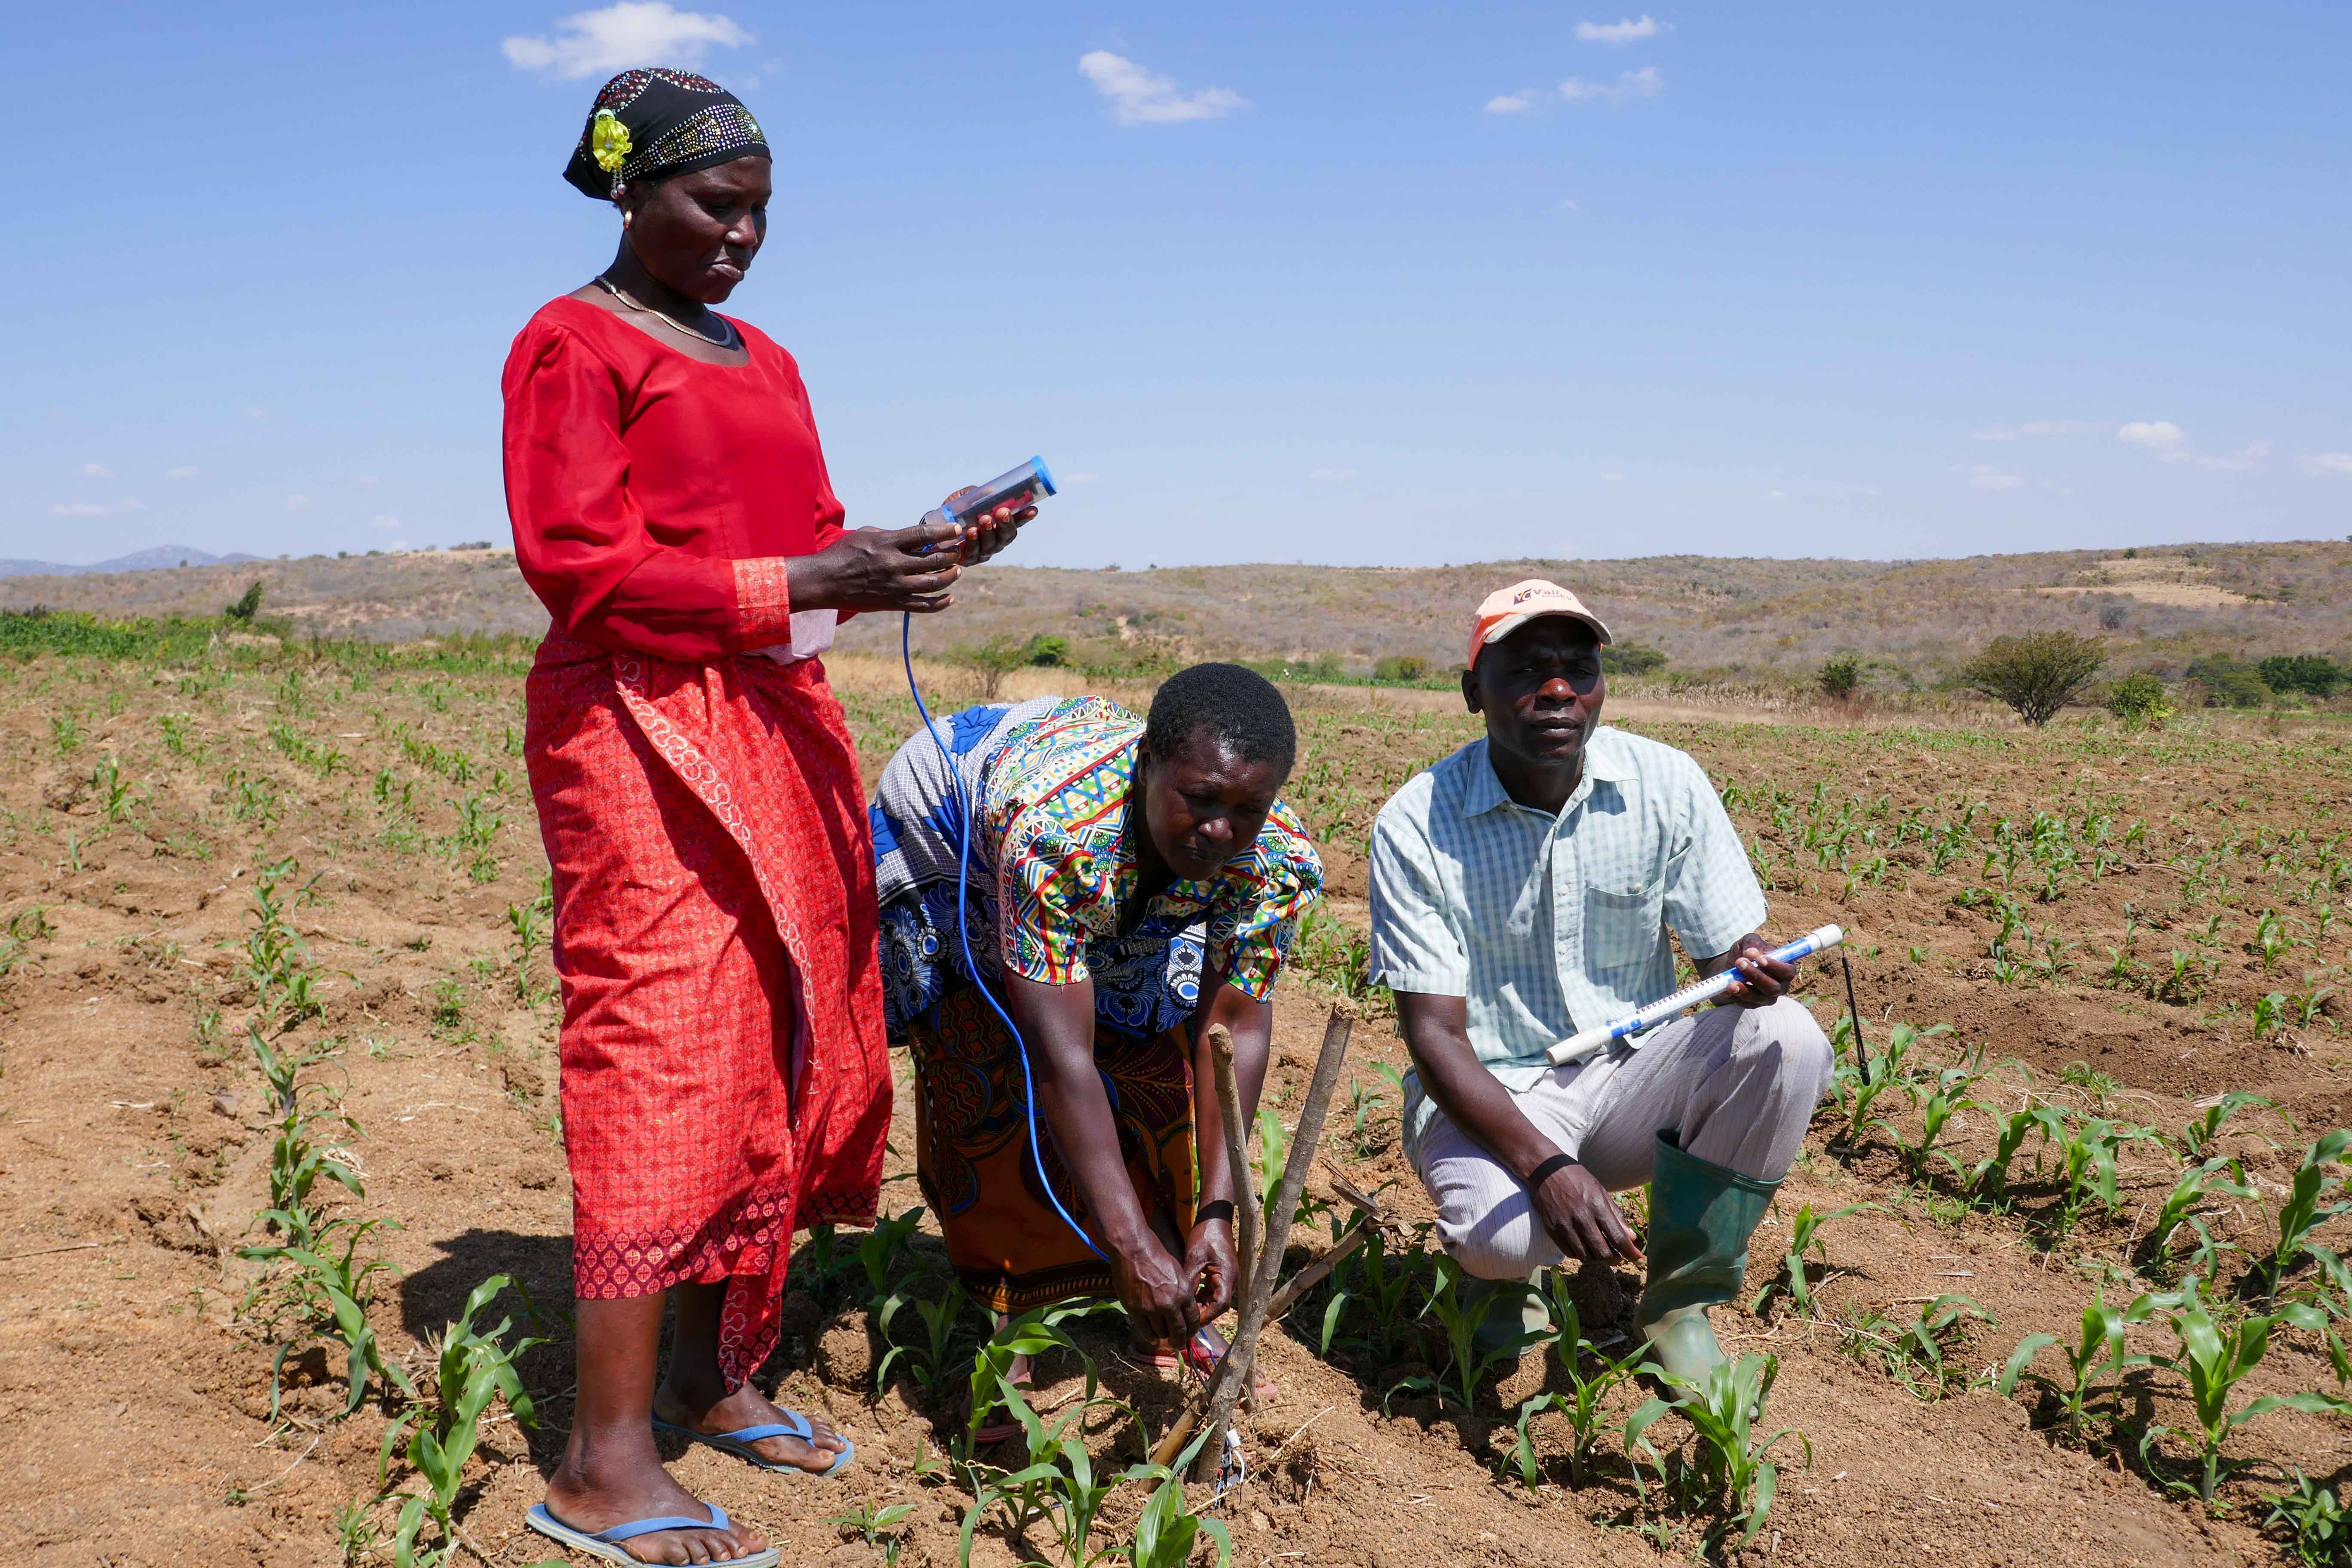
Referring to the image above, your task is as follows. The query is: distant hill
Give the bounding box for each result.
[2,539,2346,686]
[0,545,260,578]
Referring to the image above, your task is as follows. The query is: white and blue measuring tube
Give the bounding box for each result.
[896,457,1104,1258]
[1543,923,1847,1066]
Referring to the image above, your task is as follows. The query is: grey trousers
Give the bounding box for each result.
[1411,998,1834,1281]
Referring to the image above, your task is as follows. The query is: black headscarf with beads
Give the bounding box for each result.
[563,68,770,201]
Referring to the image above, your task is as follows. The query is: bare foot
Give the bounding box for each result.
[655,1378,850,1474]
[543,1441,766,1565]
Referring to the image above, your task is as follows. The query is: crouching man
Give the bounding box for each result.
[1367,581,1833,1387]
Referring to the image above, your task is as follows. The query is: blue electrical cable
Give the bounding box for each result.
[902,610,1106,1264]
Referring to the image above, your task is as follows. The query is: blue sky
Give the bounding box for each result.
[7,3,2349,569]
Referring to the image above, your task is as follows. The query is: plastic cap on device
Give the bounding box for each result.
[1468,579,1614,670]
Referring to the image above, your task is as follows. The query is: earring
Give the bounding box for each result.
[622,211,633,228]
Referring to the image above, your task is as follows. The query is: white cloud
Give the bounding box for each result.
[285,494,313,511]
[2302,453,2352,476]
[1485,91,1540,114]
[1576,15,1660,43]
[1768,489,1789,502]
[1973,419,2116,440]
[165,466,199,480]
[504,2,749,79]
[1600,471,1625,482]
[1079,51,1246,126]
[242,406,269,421]
[2116,420,2186,452]
[2194,441,2271,472]
[1559,67,1663,105]
[1559,198,1582,212]
[119,497,146,513]
[372,514,404,530]
[78,462,111,478]
[50,502,104,517]
[356,475,381,487]
[1969,465,2025,491]
[1308,468,1357,482]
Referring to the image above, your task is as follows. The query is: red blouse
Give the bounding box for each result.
[502,296,845,663]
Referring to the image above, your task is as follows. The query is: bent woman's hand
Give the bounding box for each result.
[787,516,965,614]
[1183,1216,1239,1324]
[1111,1233,1204,1348]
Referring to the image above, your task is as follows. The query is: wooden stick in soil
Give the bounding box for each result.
[1193,1005,1356,1481]
[1209,1024,1262,1332]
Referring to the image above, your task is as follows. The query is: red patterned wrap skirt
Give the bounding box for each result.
[525,628,890,1388]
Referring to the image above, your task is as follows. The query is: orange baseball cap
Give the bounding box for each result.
[1468,579,1613,669]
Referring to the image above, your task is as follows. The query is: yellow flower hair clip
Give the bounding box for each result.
[590,109,632,175]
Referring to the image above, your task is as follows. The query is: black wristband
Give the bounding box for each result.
[1522,1154,1579,1192]
[1194,1200,1236,1226]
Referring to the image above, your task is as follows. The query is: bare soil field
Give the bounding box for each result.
[3,618,2351,1568]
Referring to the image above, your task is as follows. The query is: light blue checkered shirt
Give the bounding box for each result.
[1368,727,1768,1149]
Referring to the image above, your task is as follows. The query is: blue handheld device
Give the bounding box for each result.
[920,456,1057,539]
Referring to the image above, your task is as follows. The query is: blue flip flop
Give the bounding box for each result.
[524,1501,779,1566]
[652,1409,855,1478]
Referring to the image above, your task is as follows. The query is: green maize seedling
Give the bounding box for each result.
[241,1216,411,1418]
[830,1500,917,1566]
[1387,1255,1549,1414]
[1749,1201,1877,1319]
[2143,1158,2257,1264]
[955,1375,1136,1567]
[2266,1470,2352,1567]
[1879,1051,1989,1179]
[2263,1130,2352,1292]
[1625,1353,1810,1552]
[877,1274,976,1393]
[2143,1282,2352,1501]
[1847,1292,1993,1402]
[962,1301,1112,1464]
[1967,1100,2069,1197]
[1994,1288,2159,1442]
[2048,1118,2160,1238]
[1506,1285,1654,1488]
[860,1206,927,1308]
[2181,1093,2274,1163]
[380,1274,545,1566]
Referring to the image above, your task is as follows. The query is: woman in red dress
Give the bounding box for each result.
[508,69,1029,1567]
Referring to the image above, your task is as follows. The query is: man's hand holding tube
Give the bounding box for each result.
[1702,931,1795,1008]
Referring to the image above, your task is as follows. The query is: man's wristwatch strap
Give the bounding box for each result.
[1522,1153,1578,1191]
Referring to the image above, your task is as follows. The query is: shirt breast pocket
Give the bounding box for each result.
[1583,878,1666,976]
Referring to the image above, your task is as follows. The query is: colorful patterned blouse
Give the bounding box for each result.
[870,696,1324,1035]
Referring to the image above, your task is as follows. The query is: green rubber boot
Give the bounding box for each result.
[1635,1130,1779,1392]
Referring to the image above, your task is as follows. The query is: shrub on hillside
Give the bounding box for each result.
[1373,654,1433,683]
[1024,633,1071,668]
[1601,640,1668,676]
[225,580,264,622]
[2105,673,2172,729]
[2257,653,2344,698]
[1961,631,2104,726]
[1817,653,1863,700]
[2184,655,2273,708]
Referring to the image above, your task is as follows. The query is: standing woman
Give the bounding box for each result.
[507,70,1029,1566]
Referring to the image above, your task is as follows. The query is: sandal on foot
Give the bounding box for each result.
[1173,1332,1280,1401]
[525,1501,780,1566]
[652,1409,854,1478]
